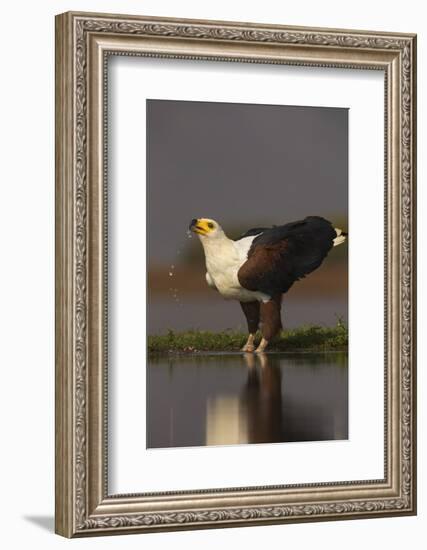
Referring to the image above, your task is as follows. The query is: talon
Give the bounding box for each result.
[241,345,255,353]
[255,338,269,353]
[241,333,256,353]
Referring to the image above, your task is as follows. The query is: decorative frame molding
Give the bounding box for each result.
[55,11,416,537]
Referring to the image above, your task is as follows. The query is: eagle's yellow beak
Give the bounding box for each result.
[189,218,212,236]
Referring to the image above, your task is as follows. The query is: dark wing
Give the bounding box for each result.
[237,216,336,296]
[236,227,272,240]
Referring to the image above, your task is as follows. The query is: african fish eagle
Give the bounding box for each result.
[189,216,347,353]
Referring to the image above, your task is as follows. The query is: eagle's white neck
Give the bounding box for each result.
[197,230,270,303]
[198,231,234,257]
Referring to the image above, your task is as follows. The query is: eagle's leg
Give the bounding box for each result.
[256,296,282,353]
[240,301,260,352]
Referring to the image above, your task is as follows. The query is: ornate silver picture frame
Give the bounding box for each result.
[55,11,416,537]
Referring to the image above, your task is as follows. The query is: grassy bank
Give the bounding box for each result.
[148,322,347,354]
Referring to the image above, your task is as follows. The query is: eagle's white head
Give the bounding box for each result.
[189,218,225,240]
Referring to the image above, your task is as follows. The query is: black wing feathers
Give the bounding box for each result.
[237,216,336,296]
[236,227,272,240]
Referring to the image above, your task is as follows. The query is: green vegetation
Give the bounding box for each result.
[148,321,348,354]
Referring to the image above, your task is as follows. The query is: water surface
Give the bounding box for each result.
[147,352,348,448]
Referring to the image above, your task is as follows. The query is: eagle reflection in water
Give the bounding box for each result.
[206,354,282,445]
[147,352,348,448]
[205,353,347,447]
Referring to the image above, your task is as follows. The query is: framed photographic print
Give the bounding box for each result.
[55,11,417,537]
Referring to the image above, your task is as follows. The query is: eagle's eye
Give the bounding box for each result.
[207,222,214,229]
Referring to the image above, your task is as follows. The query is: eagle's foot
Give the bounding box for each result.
[255,338,269,353]
[241,333,256,353]
[241,344,255,353]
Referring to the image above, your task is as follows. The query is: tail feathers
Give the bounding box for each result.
[333,227,348,247]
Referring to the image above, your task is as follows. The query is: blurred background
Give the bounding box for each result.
[147,99,348,334]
